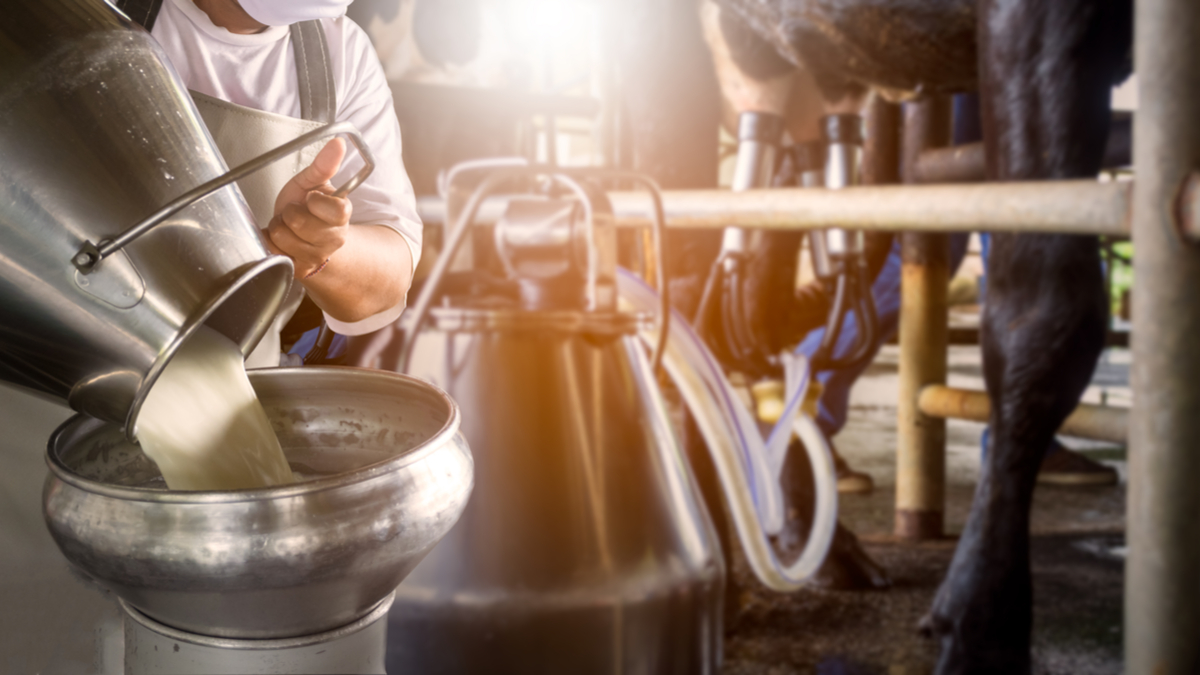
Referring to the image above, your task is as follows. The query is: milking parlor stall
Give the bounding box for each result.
[2,0,1198,673]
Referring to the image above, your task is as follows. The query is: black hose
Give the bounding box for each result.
[722,255,777,376]
[811,259,879,372]
[693,253,724,330]
[847,260,879,369]
[723,260,755,363]
[302,322,336,365]
[835,263,877,371]
[811,273,849,369]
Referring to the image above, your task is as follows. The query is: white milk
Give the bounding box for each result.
[135,326,294,491]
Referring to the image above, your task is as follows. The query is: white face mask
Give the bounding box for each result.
[238,0,353,26]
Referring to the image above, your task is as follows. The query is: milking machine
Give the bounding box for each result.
[697,111,877,374]
[379,151,842,670]
[2,2,473,672]
[694,112,785,374]
[386,165,725,673]
[805,114,879,371]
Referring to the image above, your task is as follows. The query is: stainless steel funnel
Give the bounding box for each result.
[0,0,292,430]
[43,367,474,639]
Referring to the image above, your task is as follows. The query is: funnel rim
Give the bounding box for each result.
[46,366,463,504]
[116,255,295,441]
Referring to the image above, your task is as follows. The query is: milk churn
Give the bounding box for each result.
[0,0,372,433]
[380,166,725,673]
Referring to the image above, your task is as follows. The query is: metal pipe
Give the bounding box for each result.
[913,143,987,184]
[917,386,1128,445]
[416,174,1200,238]
[1126,0,1200,669]
[912,116,1133,184]
[895,96,951,541]
[419,181,1125,235]
[605,180,1135,234]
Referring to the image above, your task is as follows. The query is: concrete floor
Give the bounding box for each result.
[721,343,1129,675]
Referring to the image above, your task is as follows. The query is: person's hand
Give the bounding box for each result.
[264,139,352,280]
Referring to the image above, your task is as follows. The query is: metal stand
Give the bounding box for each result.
[121,594,393,675]
[895,97,952,541]
[1126,0,1200,669]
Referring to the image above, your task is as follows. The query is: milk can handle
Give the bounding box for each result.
[72,121,375,273]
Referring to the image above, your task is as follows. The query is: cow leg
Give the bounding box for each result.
[922,0,1129,672]
[924,234,1107,673]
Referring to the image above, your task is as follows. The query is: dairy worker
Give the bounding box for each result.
[114,0,421,366]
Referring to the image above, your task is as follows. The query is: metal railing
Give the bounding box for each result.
[419,171,1200,239]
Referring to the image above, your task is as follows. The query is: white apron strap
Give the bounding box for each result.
[290,21,337,125]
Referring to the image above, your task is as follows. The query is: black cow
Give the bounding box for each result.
[694,0,1132,672]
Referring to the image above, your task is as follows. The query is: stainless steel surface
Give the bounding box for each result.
[495,199,590,281]
[392,314,724,673]
[122,594,393,675]
[0,0,292,431]
[495,178,619,312]
[402,167,656,371]
[42,367,474,639]
[802,169,835,278]
[918,385,1128,445]
[824,143,862,191]
[1126,0,1200,670]
[817,137,865,266]
[730,141,778,193]
[76,121,376,272]
[720,113,779,257]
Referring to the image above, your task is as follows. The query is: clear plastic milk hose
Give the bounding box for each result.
[618,269,838,589]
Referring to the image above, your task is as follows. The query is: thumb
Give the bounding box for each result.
[274,138,346,214]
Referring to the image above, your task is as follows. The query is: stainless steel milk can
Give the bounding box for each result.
[0,0,293,429]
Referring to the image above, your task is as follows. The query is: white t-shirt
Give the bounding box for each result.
[151,0,420,335]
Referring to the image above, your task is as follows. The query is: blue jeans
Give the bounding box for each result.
[796,93,983,444]
[795,235,970,439]
[288,326,348,361]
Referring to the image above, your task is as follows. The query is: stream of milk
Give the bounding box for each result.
[135,326,294,491]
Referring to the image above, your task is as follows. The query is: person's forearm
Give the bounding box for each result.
[300,224,413,324]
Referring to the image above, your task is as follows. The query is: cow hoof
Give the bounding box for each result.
[917,610,946,639]
[807,524,891,591]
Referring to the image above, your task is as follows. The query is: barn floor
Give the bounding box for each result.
[720,343,1129,675]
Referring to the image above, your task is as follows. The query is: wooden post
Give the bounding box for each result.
[894,96,952,541]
